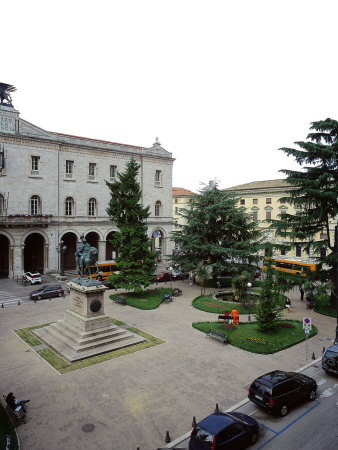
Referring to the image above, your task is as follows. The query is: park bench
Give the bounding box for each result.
[218,314,230,322]
[112,295,126,305]
[2,395,25,426]
[206,329,228,345]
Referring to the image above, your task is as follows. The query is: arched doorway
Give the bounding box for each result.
[85,232,99,249]
[62,232,78,270]
[152,229,164,262]
[24,233,45,273]
[105,231,118,260]
[0,234,10,277]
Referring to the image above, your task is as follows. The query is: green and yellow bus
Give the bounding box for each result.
[263,258,319,276]
[84,260,120,281]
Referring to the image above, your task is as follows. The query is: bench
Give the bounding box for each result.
[2,396,25,426]
[112,296,126,305]
[206,329,228,344]
[218,315,231,322]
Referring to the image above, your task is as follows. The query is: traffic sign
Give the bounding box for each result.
[303,317,312,330]
[305,328,310,334]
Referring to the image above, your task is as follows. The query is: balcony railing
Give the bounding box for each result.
[0,214,53,226]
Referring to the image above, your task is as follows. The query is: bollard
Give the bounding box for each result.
[192,416,197,427]
[1,303,3,308]
[165,431,171,443]
[34,298,36,303]
[312,352,316,360]
[49,296,51,302]
[323,346,325,354]
[215,403,220,412]
[18,300,20,305]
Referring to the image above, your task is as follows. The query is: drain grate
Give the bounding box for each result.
[82,423,95,433]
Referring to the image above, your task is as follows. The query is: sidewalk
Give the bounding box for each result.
[0,279,335,450]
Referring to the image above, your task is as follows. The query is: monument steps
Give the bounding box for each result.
[51,319,124,343]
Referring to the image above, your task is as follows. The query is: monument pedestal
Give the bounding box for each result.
[33,281,145,363]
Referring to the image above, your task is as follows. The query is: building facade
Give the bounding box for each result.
[223,179,333,264]
[0,101,174,278]
[172,187,196,227]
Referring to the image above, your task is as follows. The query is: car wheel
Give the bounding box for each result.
[97,276,102,281]
[309,389,316,401]
[280,404,288,417]
[37,295,42,300]
[58,292,63,297]
[250,432,258,445]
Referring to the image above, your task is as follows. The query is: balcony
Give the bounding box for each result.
[0,214,53,227]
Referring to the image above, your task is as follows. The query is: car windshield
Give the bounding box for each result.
[250,380,272,396]
[192,425,214,446]
[325,350,338,361]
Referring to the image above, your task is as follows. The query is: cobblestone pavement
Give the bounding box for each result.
[0,278,336,450]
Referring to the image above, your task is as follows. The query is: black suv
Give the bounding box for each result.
[30,285,64,300]
[322,344,338,375]
[248,370,317,417]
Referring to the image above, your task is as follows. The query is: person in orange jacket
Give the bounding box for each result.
[231,309,239,325]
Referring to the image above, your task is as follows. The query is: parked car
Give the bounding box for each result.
[30,285,64,300]
[189,411,259,449]
[23,272,41,285]
[156,272,172,282]
[248,370,317,417]
[322,344,338,375]
[172,270,189,280]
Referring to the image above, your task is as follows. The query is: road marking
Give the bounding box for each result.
[258,423,278,435]
[257,400,320,449]
[320,389,334,398]
[317,379,327,386]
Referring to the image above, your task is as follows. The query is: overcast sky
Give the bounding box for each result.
[3,0,338,192]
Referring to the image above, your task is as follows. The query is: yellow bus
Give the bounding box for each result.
[84,260,120,281]
[263,258,318,276]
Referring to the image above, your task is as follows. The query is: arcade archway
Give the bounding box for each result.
[0,234,10,277]
[24,233,45,273]
[61,232,78,270]
[105,231,118,260]
[85,232,99,249]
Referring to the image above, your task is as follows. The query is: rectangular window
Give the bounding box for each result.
[31,156,40,175]
[88,163,96,180]
[155,170,162,187]
[175,207,178,214]
[281,247,286,256]
[175,198,178,203]
[66,160,73,178]
[320,231,328,239]
[253,199,258,204]
[252,211,258,222]
[240,199,245,205]
[266,198,272,204]
[110,165,117,181]
[266,211,272,220]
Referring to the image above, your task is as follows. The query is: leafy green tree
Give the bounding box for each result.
[232,271,252,307]
[273,118,338,308]
[105,158,157,292]
[195,264,209,295]
[171,181,262,280]
[254,261,283,331]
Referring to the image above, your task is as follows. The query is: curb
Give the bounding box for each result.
[163,357,322,448]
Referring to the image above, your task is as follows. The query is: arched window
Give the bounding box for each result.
[30,195,41,215]
[88,198,96,216]
[0,194,4,215]
[65,197,74,216]
[155,201,161,217]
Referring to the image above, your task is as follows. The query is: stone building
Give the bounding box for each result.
[223,179,332,264]
[0,98,174,278]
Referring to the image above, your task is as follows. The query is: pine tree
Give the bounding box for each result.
[105,158,157,292]
[273,118,338,308]
[171,181,261,279]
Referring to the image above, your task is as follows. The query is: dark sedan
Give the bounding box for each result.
[189,411,259,449]
[156,272,172,282]
[30,285,64,300]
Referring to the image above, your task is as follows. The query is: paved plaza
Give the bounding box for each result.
[0,278,336,449]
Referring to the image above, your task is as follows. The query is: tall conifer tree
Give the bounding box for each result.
[273,118,338,309]
[106,158,157,292]
[171,181,261,279]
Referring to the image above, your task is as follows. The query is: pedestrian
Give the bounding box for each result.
[285,297,291,312]
[300,287,304,301]
[5,392,30,413]
[217,281,221,289]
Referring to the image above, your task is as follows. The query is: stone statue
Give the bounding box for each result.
[0,83,16,107]
[75,235,99,278]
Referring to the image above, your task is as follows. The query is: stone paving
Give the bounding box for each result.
[0,278,336,450]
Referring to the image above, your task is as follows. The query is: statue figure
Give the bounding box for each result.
[0,83,16,107]
[75,235,98,278]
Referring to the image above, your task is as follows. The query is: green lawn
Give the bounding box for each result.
[14,318,164,374]
[110,287,173,309]
[0,402,18,450]
[192,320,317,354]
[314,295,337,318]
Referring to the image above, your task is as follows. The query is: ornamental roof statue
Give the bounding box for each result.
[0,83,16,108]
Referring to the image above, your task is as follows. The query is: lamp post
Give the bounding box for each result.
[56,240,67,276]
[247,282,253,322]
[169,266,173,300]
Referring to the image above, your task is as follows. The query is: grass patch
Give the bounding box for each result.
[110,288,172,310]
[314,295,337,318]
[192,295,250,314]
[14,319,164,374]
[192,320,317,354]
[0,402,18,450]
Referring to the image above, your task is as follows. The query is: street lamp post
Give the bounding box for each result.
[247,282,253,322]
[56,240,67,276]
[169,266,173,301]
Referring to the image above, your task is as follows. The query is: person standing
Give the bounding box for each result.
[300,287,304,301]
[285,297,291,312]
